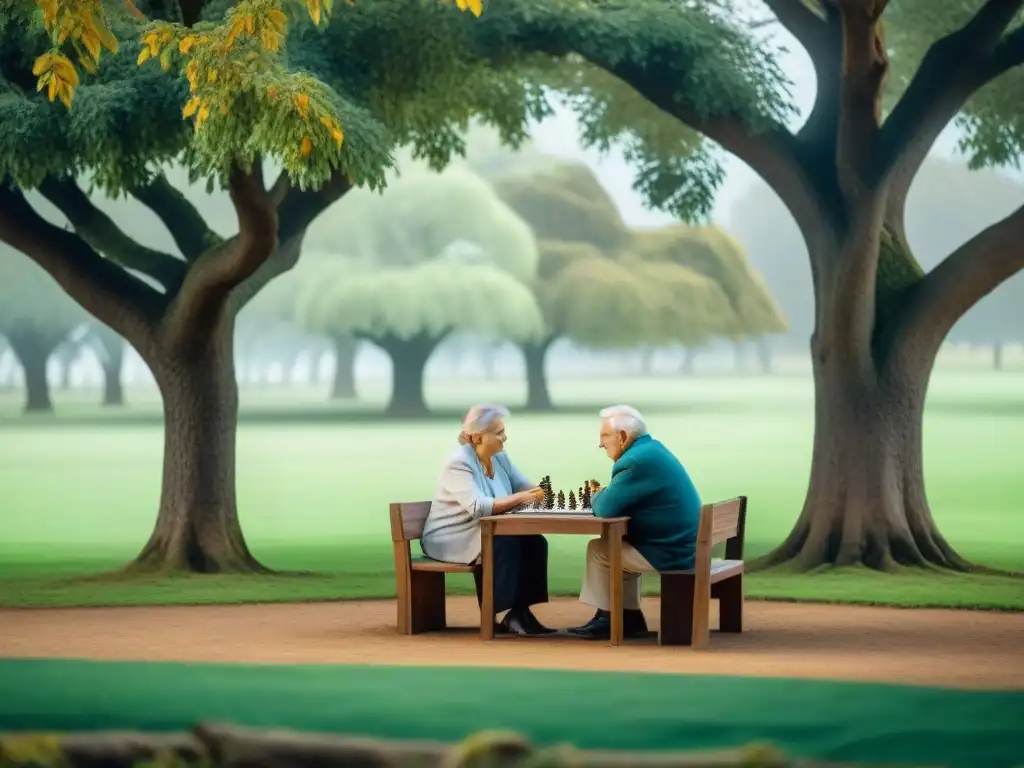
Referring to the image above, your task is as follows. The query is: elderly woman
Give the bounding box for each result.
[421,404,555,636]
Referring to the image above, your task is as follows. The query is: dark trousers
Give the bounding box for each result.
[474,534,549,615]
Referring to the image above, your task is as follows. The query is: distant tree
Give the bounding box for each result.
[0,244,86,411]
[297,166,545,415]
[88,322,127,406]
[633,224,789,372]
[491,160,777,406]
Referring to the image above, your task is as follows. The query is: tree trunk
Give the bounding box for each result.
[992,343,1003,371]
[755,335,971,573]
[732,341,745,375]
[129,319,267,574]
[374,331,441,417]
[522,337,553,411]
[755,337,773,375]
[7,332,54,413]
[330,335,357,399]
[680,347,696,376]
[101,338,125,406]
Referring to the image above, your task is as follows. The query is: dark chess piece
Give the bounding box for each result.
[568,490,577,510]
[556,490,565,509]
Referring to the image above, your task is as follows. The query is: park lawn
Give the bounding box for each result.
[0,373,1022,610]
[2,658,1023,768]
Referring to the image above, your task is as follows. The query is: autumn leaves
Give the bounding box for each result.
[29,0,483,166]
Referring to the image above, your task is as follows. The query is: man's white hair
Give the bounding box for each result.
[458,404,510,444]
[599,404,648,437]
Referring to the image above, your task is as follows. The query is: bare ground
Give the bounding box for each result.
[2,598,1022,690]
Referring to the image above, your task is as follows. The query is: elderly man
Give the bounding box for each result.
[570,405,702,640]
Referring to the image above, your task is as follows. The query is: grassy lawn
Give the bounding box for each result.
[1,371,1021,610]
[4,659,1023,767]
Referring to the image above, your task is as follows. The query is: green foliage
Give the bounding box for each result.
[0,0,544,195]
[302,259,544,343]
[0,243,86,342]
[885,0,1023,170]
[473,0,795,220]
[633,225,789,339]
[490,162,630,254]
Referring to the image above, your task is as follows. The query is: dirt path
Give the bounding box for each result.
[2,598,1022,691]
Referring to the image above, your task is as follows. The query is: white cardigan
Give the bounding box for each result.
[420,444,533,564]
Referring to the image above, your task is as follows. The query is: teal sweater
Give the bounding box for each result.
[591,434,702,572]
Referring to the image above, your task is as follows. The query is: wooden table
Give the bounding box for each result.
[479,513,630,645]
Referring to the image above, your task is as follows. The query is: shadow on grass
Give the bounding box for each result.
[0,401,747,429]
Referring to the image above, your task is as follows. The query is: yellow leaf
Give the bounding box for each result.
[80,31,102,62]
[79,54,98,74]
[293,92,310,118]
[454,0,483,15]
[319,115,334,129]
[179,35,197,53]
[31,54,51,77]
[267,9,287,32]
[208,68,218,83]
[47,76,58,102]
[300,135,312,157]
[35,73,48,92]
[330,127,343,148]
[259,27,280,52]
[196,103,210,129]
[159,46,173,71]
[185,61,198,90]
[243,13,255,35]
[182,96,200,118]
[57,82,73,108]
[226,17,245,46]
[137,46,151,65]
[306,0,322,25]
[266,85,279,100]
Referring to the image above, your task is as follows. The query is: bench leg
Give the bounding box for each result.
[658,574,695,646]
[410,570,447,634]
[714,574,743,633]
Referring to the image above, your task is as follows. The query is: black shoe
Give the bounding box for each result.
[568,609,608,635]
[518,607,557,635]
[570,610,649,640]
[501,609,554,636]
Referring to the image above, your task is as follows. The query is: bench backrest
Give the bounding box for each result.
[696,496,747,560]
[389,501,432,543]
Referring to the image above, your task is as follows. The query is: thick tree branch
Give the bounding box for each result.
[229,171,353,312]
[762,0,831,58]
[890,204,1024,369]
[0,183,166,344]
[38,177,187,294]
[129,173,223,262]
[834,0,890,201]
[876,0,1024,211]
[163,165,277,348]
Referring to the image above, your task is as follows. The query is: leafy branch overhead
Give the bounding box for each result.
[18,0,483,188]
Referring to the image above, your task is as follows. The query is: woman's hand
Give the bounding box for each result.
[517,487,545,506]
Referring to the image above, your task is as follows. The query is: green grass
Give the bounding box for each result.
[2,658,1023,767]
[1,372,1022,609]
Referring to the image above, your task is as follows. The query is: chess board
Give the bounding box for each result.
[511,506,594,516]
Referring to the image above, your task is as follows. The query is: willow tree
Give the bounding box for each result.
[634,225,789,372]
[304,259,544,415]
[0,243,86,412]
[478,0,1024,571]
[0,0,539,573]
[297,165,544,415]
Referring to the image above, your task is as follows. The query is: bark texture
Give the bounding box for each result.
[522,337,553,411]
[330,335,358,399]
[129,317,267,574]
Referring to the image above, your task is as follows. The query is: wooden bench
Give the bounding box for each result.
[389,501,477,635]
[659,496,747,650]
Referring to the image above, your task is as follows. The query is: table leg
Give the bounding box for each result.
[605,524,624,646]
[480,523,495,640]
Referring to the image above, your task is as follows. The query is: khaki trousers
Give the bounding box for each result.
[579,537,654,611]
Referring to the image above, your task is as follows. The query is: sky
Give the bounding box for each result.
[525,23,970,229]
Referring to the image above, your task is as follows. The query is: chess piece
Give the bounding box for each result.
[556,490,565,509]
[568,490,577,510]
